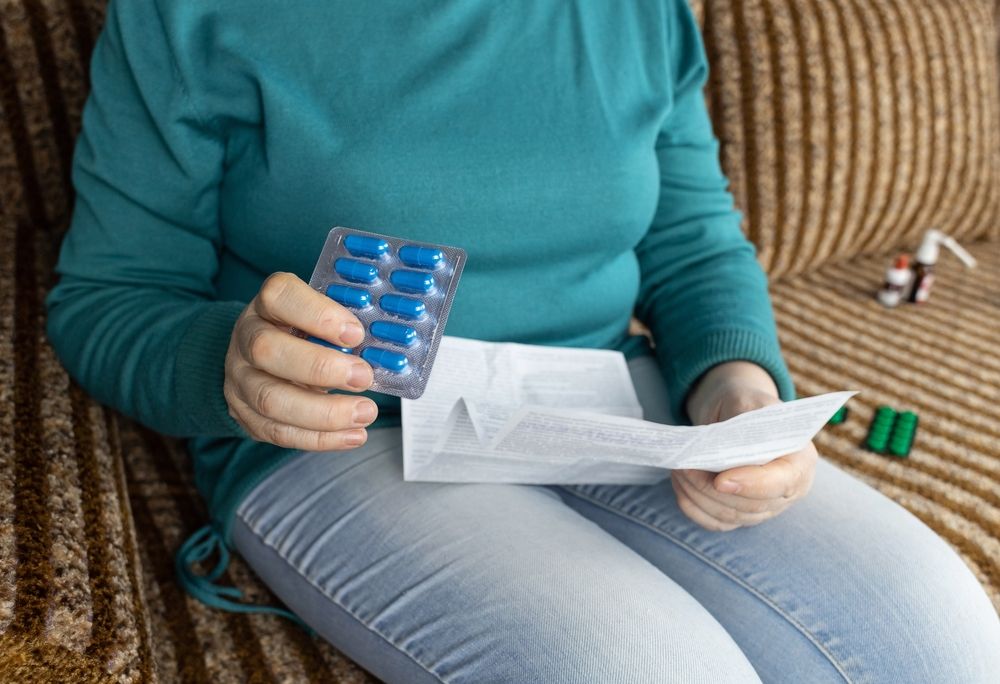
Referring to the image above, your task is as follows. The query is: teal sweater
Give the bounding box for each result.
[47,0,794,615]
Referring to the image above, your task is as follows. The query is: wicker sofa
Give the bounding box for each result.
[2,1,998,681]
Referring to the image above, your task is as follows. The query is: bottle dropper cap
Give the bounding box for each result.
[915,229,977,268]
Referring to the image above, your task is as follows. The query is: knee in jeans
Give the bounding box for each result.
[869,539,1000,681]
[516,613,761,684]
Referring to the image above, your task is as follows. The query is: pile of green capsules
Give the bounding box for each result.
[865,406,919,457]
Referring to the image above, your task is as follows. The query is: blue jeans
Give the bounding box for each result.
[232,357,1000,683]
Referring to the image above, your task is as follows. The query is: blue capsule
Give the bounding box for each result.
[390,269,435,294]
[335,258,379,284]
[361,347,409,373]
[306,336,353,354]
[398,245,445,270]
[344,235,390,260]
[325,284,371,309]
[379,294,426,320]
[370,321,418,347]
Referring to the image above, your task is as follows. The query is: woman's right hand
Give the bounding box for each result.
[224,272,378,450]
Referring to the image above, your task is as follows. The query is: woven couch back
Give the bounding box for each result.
[699,0,1000,278]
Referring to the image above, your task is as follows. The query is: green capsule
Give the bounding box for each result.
[888,441,911,457]
[886,412,918,458]
[867,438,889,452]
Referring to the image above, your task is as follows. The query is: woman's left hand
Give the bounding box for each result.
[672,361,818,532]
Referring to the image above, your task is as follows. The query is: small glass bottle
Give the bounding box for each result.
[877,254,912,308]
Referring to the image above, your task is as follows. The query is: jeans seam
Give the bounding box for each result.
[558,486,855,684]
[236,508,449,684]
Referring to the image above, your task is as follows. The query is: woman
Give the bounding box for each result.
[47,0,1000,681]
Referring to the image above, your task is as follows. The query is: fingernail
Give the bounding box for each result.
[341,321,365,346]
[352,400,377,426]
[345,429,367,446]
[348,362,372,390]
[716,480,741,494]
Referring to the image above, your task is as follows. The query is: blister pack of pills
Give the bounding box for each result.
[300,227,466,400]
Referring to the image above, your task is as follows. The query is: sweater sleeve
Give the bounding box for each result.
[45,0,246,438]
[635,0,796,423]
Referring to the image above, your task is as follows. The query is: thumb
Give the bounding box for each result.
[713,459,798,499]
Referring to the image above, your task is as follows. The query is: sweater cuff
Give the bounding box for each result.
[657,328,797,424]
[173,301,247,436]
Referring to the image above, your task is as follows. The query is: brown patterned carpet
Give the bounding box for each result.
[1,0,999,682]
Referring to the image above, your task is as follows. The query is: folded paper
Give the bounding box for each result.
[402,337,855,484]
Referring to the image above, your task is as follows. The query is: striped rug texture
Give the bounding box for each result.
[772,244,1000,611]
[1,0,999,682]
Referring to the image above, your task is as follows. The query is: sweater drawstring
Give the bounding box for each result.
[176,524,314,634]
